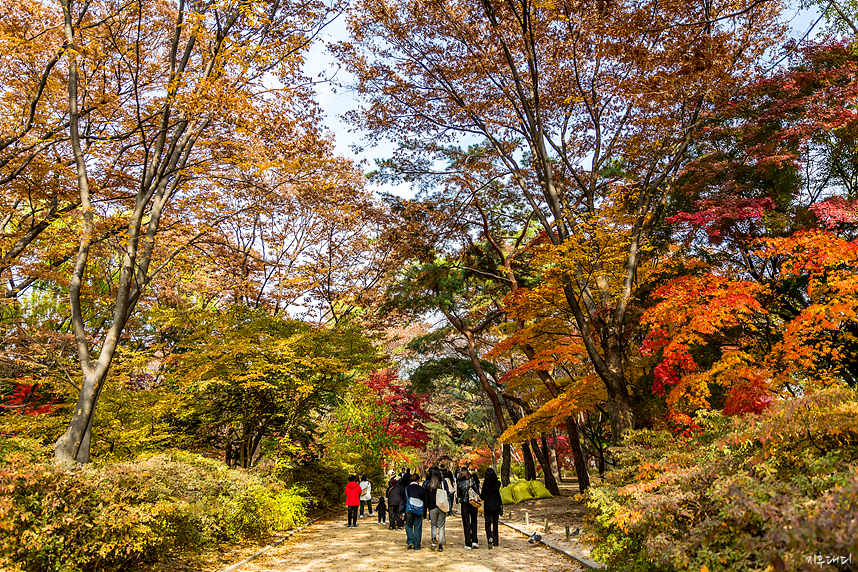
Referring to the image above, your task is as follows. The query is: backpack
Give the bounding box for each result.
[405,494,424,515]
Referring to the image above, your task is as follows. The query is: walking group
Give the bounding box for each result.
[344,464,504,551]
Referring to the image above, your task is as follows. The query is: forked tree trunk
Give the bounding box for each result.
[565,418,589,492]
[530,437,560,495]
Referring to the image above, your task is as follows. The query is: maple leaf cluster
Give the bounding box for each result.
[364,369,434,449]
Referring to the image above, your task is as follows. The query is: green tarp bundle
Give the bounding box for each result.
[528,479,553,499]
[499,480,554,504]
[500,485,516,506]
[511,480,534,503]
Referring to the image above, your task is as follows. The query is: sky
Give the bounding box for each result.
[301,2,827,200]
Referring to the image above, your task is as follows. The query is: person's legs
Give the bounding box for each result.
[359,500,364,517]
[347,505,358,527]
[435,508,446,547]
[461,506,470,547]
[413,510,423,549]
[447,492,455,515]
[405,512,416,546]
[485,509,499,546]
[467,505,478,545]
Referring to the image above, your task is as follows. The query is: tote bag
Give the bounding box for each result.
[436,487,450,512]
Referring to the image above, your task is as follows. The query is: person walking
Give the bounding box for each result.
[399,467,411,487]
[480,467,503,549]
[387,477,405,530]
[376,494,387,525]
[424,467,450,552]
[441,463,456,516]
[456,467,480,549]
[345,475,361,528]
[359,476,373,518]
[404,474,425,549]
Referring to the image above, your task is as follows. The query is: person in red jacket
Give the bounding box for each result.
[345,475,362,528]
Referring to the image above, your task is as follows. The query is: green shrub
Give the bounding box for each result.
[585,387,858,572]
[0,441,310,572]
[277,458,349,509]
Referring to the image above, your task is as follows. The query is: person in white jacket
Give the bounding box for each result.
[359,476,373,517]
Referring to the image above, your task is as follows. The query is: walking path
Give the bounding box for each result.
[230,513,585,572]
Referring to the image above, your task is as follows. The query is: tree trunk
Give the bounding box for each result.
[522,441,536,480]
[541,434,561,487]
[531,437,560,495]
[559,281,637,447]
[601,328,636,444]
[565,417,590,493]
[550,428,562,482]
[54,369,106,463]
[501,443,511,486]
[542,434,557,480]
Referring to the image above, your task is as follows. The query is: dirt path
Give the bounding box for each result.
[236,512,585,572]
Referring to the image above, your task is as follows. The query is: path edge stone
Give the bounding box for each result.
[499,519,605,570]
[218,511,333,572]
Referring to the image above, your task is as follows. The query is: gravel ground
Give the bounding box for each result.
[499,481,596,563]
[233,510,586,572]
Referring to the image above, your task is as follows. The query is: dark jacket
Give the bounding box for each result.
[399,470,411,487]
[456,475,480,505]
[405,482,425,510]
[480,477,503,512]
[388,482,404,508]
[424,479,449,511]
[376,496,387,512]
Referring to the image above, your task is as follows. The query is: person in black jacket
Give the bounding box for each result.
[480,467,503,548]
[404,474,426,549]
[387,479,405,530]
[376,495,387,524]
[456,467,480,549]
[399,468,411,487]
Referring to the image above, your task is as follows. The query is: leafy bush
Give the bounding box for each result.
[277,457,349,510]
[0,441,310,572]
[586,387,858,572]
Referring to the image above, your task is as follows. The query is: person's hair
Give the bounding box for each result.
[427,467,442,494]
[411,474,420,483]
[483,467,499,487]
[348,475,357,482]
[360,475,366,481]
[458,467,470,480]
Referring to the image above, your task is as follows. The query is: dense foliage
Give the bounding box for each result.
[2,0,857,569]
[586,388,858,572]
[0,440,311,572]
